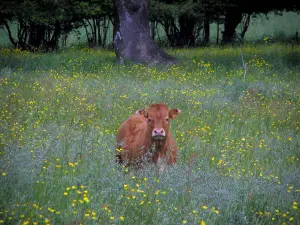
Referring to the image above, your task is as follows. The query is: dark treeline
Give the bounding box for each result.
[0,0,299,51]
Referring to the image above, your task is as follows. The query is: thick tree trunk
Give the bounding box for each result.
[114,0,177,65]
[221,9,243,44]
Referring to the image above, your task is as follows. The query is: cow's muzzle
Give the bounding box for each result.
[152,128,166,140]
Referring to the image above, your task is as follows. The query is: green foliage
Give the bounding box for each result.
[0,0,114,50]
[72,0,113,18]
[149,0,227,22]
[0,0,113,24]
[0,43,299,224]
[1,0,300,49]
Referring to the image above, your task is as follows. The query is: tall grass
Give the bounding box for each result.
[0,43,299,225]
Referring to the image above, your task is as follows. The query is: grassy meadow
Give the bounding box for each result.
[0,43,300,225]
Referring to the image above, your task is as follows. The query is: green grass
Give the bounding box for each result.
[0,43,300,225]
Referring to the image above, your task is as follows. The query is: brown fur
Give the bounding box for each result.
[116,103,181,170]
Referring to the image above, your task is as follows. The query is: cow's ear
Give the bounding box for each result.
[169,108,181,119]
[136,109,148,118]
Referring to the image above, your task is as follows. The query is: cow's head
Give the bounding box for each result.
[136,104,181,141]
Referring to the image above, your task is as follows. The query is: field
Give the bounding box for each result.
[0,43,300,225]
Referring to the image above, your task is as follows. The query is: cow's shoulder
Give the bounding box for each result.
[118,114,147,140]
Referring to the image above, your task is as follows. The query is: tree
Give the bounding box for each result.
[149,0,228,47]
[149,0,200,47]
[113,0,177,65]
[73,0,114,48]
[0,0,113,51]
[220,0,300,44]
[221,7,243,44]
[0,0,75,50]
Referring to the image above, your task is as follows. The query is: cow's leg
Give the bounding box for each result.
[167,145,177,165]
[156,153,166,174]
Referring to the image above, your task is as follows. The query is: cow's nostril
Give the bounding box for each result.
[153,129,165,136]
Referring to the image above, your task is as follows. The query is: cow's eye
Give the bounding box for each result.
[148,118,152,123]
[165,118,169,123]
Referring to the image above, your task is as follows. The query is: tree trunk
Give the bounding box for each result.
[3,20,17,47]
[203,11,210,45]
[28,23,46,50]
[240,13,251,42]
[48,21,61,51]
[221,9,243,44]
[216,14,220,44]
[102,18,109,48]
[114,0,177,65]
[161,19,179,47]
[178,16,196,47]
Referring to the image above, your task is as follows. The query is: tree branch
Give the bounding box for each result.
[3,20,17,47]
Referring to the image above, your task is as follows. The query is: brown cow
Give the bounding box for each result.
[116,103,181,171]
